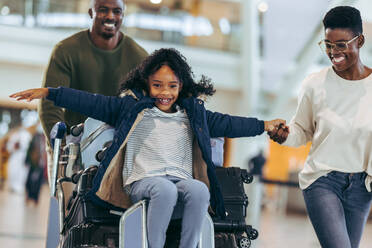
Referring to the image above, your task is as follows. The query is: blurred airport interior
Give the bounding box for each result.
[0,0,371,247]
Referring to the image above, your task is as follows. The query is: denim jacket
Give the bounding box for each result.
[47,87,265,218]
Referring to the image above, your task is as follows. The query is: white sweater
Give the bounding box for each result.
[283,67,372,191]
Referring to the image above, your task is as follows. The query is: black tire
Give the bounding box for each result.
[248,228,259,240]
[238,237,251,248]
[241,173,253,184]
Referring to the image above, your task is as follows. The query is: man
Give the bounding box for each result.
[40,1,147,246]
[39,0,148,184]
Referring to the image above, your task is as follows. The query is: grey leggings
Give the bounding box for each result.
[129,175,210,248]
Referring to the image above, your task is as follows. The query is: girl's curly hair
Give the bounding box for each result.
[119,48,215,100]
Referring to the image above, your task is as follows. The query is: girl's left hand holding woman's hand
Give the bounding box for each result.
[264,119,289,144]
[264,119,286,132]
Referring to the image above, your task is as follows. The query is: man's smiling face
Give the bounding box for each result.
[89,0,124,40]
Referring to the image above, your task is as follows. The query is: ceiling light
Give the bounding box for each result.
[257,2,268,13]
[150,0,162,4]
[1,6,10,15]
[219,18,231,35]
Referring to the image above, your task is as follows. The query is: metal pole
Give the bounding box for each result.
[239,1,262,247]
[232,0,262,166]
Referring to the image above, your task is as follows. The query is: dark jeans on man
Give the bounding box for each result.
[303,171,372,248]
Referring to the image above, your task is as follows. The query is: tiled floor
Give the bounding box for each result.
[0,183,371,248]
[257,208,372,248]
[0,184,49,248]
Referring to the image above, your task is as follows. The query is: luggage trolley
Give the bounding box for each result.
[49,118,215,248]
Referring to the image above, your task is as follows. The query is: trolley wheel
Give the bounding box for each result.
[248,228,259,240]
[241,174,253,184]
[238,237,251,248]
[95,150,104,162]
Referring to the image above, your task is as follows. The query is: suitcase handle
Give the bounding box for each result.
[213,220,259,240]
[213,220,247,232]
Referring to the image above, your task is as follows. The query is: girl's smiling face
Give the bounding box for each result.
[148,65,182,113]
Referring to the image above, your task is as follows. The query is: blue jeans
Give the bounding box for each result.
[303,171,372,248]
[129,175,210,248]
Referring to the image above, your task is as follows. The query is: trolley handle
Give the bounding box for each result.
[50,122,67,197]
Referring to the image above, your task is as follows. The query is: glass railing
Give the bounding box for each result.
[0,0,241,53]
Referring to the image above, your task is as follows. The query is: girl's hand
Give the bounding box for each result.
[264,119,286,132]
[268,124,289,144]
[265,119,289,144]
[9,88,49,102]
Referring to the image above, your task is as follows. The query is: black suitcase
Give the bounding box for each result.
[62,166,120,234]
[63,194,121,233]
[59,166,121,248]
[62,223,119,248]
[215,232,254,248]
[213,167,258,248]
[215,167,252,220]
[215,232,238,247]
[164,219,182,248]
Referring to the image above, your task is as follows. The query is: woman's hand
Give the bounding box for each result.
[267,123,289,145]
[264,119,289,144]
[264,119,286,132]
[9,88,49,102]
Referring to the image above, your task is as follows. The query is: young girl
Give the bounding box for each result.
[11,48,285,248]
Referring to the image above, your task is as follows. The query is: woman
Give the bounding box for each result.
[270,6,372,248]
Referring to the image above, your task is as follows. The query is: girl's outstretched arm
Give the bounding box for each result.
[206,110,265,138]
[206,110,287,138]
[11,87,123,126]
[10,88,49,102]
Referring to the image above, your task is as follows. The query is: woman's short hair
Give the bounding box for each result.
[323,6,363,35]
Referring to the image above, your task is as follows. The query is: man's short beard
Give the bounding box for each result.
[101,32,115,40]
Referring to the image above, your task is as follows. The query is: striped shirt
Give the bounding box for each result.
[123,106,193,188]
